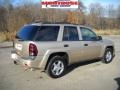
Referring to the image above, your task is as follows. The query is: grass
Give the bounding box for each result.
[0,32,16,42]
[0,29,120,42]
[94,29,120,35]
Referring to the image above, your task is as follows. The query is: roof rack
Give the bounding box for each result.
[29,20,86,26]
[42,22,72,24]
[30,20,72,24]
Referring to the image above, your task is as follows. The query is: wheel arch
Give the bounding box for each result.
[100,45,114,58]
[44,52,69,70]
[106,46,114,53]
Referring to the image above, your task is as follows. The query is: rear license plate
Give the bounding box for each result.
[11,53,18,60]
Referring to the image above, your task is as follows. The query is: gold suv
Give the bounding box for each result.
[11,23,115,78]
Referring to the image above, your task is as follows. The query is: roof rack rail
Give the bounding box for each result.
[43,22,72,24]
[29,20,84,25]
[31,20,72,24]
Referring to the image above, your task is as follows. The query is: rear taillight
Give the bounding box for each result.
[29,43,38,56]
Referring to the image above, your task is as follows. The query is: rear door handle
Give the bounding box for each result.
[64,44,69,47]
[84,44,88,46]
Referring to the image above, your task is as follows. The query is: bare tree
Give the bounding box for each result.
[116,5,120,29]
[0,0,13,32]
[0,0,119,34]
[88,3,106,29]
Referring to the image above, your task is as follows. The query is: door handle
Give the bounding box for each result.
[64,44,69,47]
[84,44,88,46]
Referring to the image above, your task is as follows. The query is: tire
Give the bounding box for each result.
[46,56,67,78]
[102,48,113,64]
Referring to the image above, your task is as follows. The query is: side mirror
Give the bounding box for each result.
[98,36,102,40]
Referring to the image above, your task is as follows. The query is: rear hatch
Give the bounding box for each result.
[14,25,60,57]
[14,25,40,57]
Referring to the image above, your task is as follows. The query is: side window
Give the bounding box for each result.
[63,26,79,41]
[35,26,59,41]
[80,27,97,41]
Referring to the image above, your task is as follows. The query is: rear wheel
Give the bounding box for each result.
[46,56,66,78]
[102,48,113,64]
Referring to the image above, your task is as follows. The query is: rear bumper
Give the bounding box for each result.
[11,50,45,70]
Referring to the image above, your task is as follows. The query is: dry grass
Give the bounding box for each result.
[94,29,120,35]
[0,29,120,42]
[0,32,6,42]
[0,32,16,42]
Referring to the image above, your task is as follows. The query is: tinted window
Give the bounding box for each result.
[80,27,97,41]
[35,26,59,41]
[16,26,39,41]
[63,26,79,41]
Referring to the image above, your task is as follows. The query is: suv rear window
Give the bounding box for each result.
[16,25,39,41]
[16,25,60,41]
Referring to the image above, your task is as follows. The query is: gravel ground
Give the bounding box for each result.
[0,36,120,90]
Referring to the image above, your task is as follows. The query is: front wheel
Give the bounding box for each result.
[102,48,113,64]
[46,56,66,78]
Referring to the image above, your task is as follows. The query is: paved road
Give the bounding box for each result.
[0,36,120,90]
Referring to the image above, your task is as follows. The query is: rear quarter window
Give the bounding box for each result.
[34,26,60,41]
